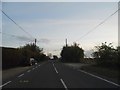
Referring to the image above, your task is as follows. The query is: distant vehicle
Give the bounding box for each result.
[35,62,37,65]
[30,58,37,66]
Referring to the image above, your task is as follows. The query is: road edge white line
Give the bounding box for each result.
[60,79,68,90]
[18,73,24,78]
[0,81,12,88]
[78,70,120,87]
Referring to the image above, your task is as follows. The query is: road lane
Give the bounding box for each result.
[2,61,64,88]
[54,62,119,88]
[2,61,120,89]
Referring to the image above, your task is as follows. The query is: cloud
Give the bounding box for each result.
[2,31,33,41]
[12,35,34,42]
[37,38,50,44]
[16,36,51,44]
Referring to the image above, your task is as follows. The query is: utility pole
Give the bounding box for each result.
[35,38,37,46]
[118,1,120,46]
[65,38,68,47]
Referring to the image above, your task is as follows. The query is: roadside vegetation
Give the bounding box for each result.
[60,42,119,79]
[60,42,119,66]
[84,42,119,79]
[92,42,119,67]
[60,43,84,63]
[2,43,49,69]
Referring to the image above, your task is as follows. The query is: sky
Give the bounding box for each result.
[1,1,119,57]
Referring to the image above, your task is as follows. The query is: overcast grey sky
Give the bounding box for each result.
[1,1,118,57]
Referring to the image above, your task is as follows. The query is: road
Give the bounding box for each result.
[1,60,120,89]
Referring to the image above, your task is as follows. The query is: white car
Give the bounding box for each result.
[30,58,37,66]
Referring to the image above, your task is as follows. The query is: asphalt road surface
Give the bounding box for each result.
[1,60,120,89]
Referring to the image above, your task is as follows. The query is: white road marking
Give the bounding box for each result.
[52,63,55,68]
[27,70,31,72]
[53,63,54,67]
[60,79,68,90]
[52,63,58,74]
[78,70,120,87]
[18,73,24,78]
[54,67,58,74]
[0,81,12,88]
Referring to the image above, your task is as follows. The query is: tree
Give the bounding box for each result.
[53,55,58,60]
[60,43,84,62]
[19,43,45,65]
[116,46,120,65]
[92,42,118,66]
[2,43,47,69]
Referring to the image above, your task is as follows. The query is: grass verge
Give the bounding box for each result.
[80,65,120,81]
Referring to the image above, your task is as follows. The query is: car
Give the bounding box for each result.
[29,58,37,66]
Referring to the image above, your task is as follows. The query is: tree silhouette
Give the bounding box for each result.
[53,55,58,60]
[92,42,118,66]
[2,43,47,69]
[61,43,84,62]
[19,43,44,64]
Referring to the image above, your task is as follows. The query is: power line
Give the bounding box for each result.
[1,10,35,39]
[75,8,120,43]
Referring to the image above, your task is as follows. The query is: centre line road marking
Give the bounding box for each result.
[78,70,120,87]
[60,79,68,90]
[53,63,55,68]
[0,81,12,88]
[18,73,24,78]
[52,63,58,74]
[54,67,58,74]
[53,63,54,67]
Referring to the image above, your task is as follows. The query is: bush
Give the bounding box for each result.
[2,43,47,69]
[2,47,22,69]
[60,43,84,62]
[92,42,119,67]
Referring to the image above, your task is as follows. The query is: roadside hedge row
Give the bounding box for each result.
[2,44,48,69]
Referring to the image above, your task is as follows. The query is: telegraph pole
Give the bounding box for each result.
[35,38,37,46]
[66,38,68,47]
